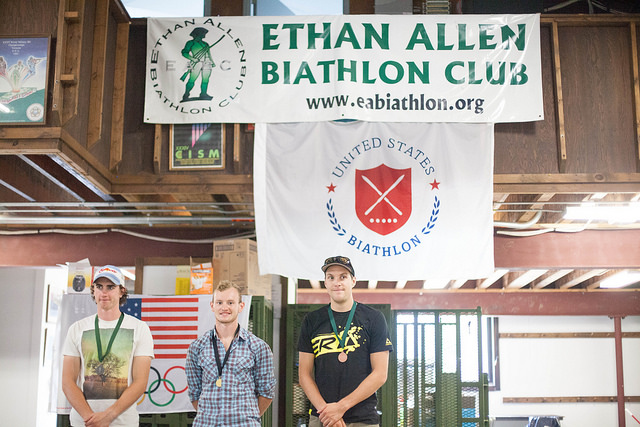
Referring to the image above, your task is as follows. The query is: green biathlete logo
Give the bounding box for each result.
[149,19,247,115]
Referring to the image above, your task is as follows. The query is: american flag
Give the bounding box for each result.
[122,296,205,359]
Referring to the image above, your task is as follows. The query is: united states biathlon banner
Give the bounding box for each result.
[254,121,494,282]
[53,294,250,414]
[145,14,542,124]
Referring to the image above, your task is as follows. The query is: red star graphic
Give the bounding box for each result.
[327,183,336,193]
[430,179,440,190]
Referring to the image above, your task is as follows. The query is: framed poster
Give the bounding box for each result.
[0,35,50,124]
[170,123,225,170]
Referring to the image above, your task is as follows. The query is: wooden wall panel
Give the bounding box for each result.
[208,0,243,17]
[87,9,118,165]
[0,0,59,35]
[494,24,560,174]
[119,22,156,175]
[60,0,97,142]
[349,0,375,14]
[634,23,640,168]
[559,24,637,173]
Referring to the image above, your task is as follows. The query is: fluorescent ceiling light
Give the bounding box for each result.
[564,203,640,224]
[600,271,640,289]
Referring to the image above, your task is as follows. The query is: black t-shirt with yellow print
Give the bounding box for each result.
[298,303,393,424]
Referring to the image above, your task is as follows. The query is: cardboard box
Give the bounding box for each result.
[190,261,213,295]
[213,239,257,255]
[213,239,272,299]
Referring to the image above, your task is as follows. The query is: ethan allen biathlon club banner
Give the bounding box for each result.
[254,121,494,282]
[145,14,542,124]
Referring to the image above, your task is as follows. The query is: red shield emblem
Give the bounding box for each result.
[355,164,412,235]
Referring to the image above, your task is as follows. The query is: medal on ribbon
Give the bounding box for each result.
[211,325,240,388]
[328,302,357,363]
[94,313,124,376]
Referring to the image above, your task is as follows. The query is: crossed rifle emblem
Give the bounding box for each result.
[360,173,406,217]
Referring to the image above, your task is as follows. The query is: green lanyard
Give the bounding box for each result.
[328,301,357,350]
[95,313,124,362]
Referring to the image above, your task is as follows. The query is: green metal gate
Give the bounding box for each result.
[249,296,274,427]
[285,303,396,427]
[395,308,488,427]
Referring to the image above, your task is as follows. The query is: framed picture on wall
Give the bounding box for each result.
[169,123,225,170]
[0,35,50,125]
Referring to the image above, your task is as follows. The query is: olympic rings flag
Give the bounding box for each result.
[53,293,250,415]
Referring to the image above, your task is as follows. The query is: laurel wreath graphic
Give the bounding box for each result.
[422,196,440,235]
[326,199,346,236]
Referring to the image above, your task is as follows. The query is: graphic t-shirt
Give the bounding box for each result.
[298,303,393,424]
[62,314,154,427]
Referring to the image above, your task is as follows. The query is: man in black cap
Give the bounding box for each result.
[298,256,393,427]
[61,265,154,427]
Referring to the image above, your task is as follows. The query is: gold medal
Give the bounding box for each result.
[216,378,222,387]
[338,351,348,363]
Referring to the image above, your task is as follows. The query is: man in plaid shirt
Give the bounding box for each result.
[185,281,276,426]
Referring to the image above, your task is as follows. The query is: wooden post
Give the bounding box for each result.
[110,21,130,172]
[613,316,626,427]
[551,21,567,173]
[87,0,110,147]
[153,124,162,174]
[629,22,640,171]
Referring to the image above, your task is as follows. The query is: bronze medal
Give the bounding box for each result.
[329,302,357,365]
[216,378,222,387]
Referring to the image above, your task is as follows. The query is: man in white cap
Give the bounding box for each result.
[62,265,154,427]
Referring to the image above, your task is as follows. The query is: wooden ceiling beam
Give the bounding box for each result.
[557,269,609,289]
[450,279,469,289]
[0,156,82,203]
[479,269,509,289]
[22,155,109,203]
[532,269,574,289]
[495,229,640,268]
[494,173,640,193]
[124,194,192,217]
[505,269,548,289]
[517,193,555,223]
[111,183,254,195]
[298,288,640,315]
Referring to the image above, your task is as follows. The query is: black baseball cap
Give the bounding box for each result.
[321,256,355,277]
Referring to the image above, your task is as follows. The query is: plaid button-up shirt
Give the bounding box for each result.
[186,327,276,427]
